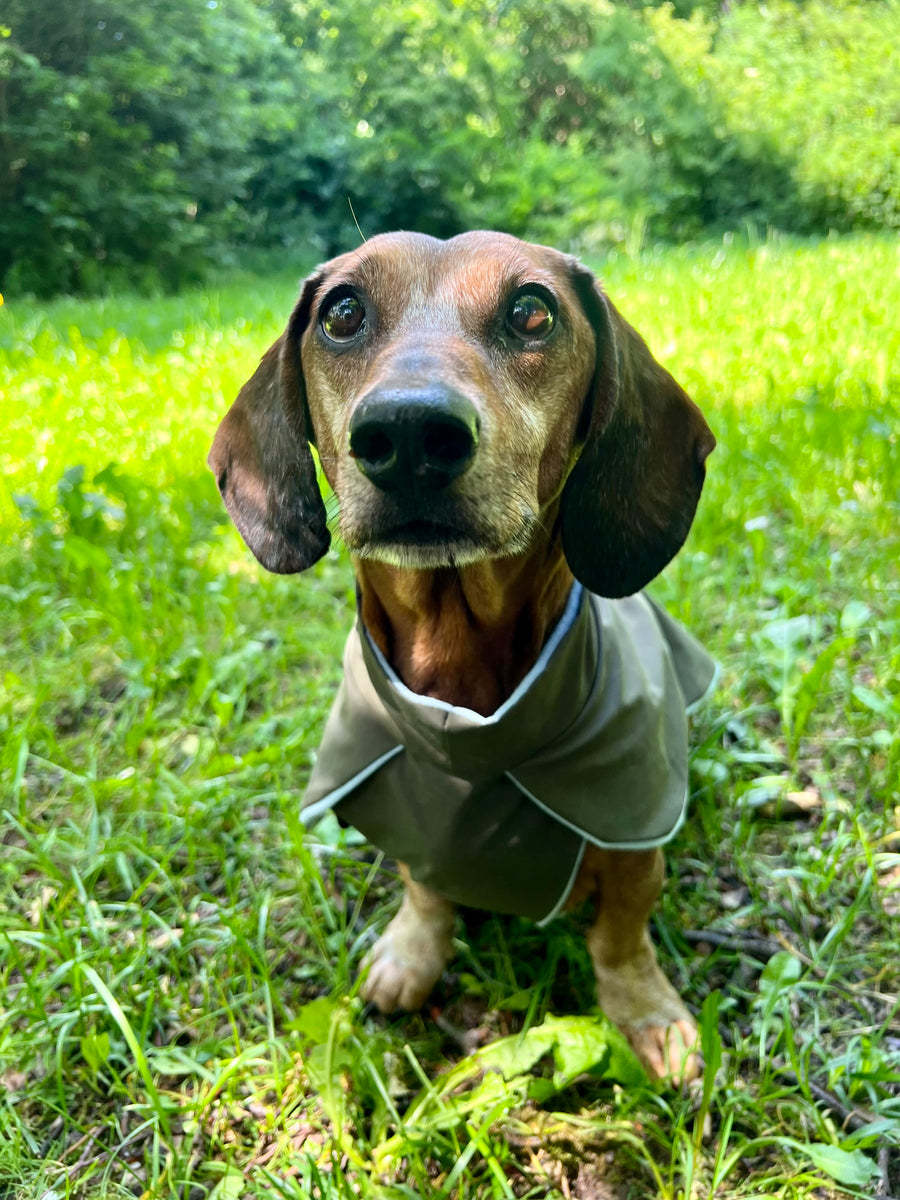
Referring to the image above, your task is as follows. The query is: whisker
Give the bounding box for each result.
[348,197,368,244]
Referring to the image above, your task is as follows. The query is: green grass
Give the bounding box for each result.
[1,231,899,1199]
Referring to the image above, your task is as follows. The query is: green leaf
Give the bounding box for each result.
[799,1143,880,1186]
[458,1013,642,1093]
[146,1047,216,1081]
[79,964,171,1138]
[699,991,722,1105]
[289,995,341,1045]
[61,534,112,571]
[788,635,854,755]
[699,992,722,1071]
[80,1031,111,1073]
[758,951,801,1005]
[759,614,817,650]
[546,1013,645,1088]
[305,1039,354,1095]
[473,1023,555,1080]
[840,599,871,634]
[207,1167,246,1199]
[408,1013,643,1130]
[853,685,899,720]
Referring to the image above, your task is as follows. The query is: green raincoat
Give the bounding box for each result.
[302,584,717,924]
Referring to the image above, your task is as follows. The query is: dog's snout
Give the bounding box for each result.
[348,387,480,492]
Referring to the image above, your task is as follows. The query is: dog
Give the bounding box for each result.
[209,231,716,1081]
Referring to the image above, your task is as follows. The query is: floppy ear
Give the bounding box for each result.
[208,276,330,574]
[560,264,715,598]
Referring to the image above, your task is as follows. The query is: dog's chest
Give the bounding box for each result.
[301,587,716,922]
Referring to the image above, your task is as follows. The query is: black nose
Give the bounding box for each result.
[348,386,480,492]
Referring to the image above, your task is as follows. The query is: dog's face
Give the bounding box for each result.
[210,231,714,597]
[300,231,597,569]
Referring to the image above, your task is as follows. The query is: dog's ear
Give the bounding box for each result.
[208,274,330,574]
[560,262,715,598]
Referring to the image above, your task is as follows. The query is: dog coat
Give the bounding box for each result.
[301,584,717,924]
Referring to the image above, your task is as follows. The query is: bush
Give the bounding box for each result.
[703,0,900,232]
[0,0,298,294]
[2,0,899,296]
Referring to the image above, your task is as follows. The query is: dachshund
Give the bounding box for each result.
[209,231,716,1081]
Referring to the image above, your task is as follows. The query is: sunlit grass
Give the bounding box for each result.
[1,232,899,1198]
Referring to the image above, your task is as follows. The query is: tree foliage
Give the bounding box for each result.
[0,0,295,293]
[2,0,899,296]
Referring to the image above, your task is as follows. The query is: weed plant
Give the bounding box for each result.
[1,233,899,1197]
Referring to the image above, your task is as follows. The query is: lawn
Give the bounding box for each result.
[1,232,899,1199]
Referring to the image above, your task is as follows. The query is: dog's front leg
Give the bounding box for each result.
[584,847,699,1082]
[362,863,456,1013]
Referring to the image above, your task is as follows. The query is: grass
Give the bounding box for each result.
[1,230,899,1198]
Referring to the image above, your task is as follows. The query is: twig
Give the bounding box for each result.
[71,1131,106,1174]
[774,1067,874,1134]
[875,1144,900,1200]
[683,928,785,960]
[38,1116,64,1158]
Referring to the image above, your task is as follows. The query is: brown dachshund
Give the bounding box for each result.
[209,231,716,1081]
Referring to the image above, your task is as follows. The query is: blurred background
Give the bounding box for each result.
[2,0,899,298]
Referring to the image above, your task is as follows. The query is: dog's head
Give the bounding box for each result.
[209,231,714,597]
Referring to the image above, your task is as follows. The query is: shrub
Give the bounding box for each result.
[703,0,900,232]
[2,0,899,296]
[0,0,297,294]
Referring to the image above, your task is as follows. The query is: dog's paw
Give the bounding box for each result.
[625,1015,700,1084]
[361,913,454,1013]
[592,957,700,1084]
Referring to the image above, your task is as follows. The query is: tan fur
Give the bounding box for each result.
[356,527,573,714]
[210,231,715,1083]
[299,235,596,572]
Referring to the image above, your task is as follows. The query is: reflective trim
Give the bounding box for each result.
[300,745,404,825]
[505,772,689,852]
[362,582,585,725]
[536,838,587,927]
[686,659,721,716]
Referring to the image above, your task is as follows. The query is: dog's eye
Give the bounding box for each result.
[506,291,556,341]
[321,294,365,341]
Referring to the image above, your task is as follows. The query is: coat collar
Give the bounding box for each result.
[356,583,597,778]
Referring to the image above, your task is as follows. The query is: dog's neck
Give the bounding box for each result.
[354,540,574,717]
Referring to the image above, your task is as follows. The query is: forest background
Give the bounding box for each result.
[2,0,900,297]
